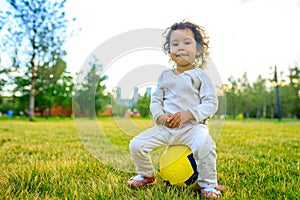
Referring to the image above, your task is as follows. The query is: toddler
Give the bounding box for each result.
[127,21,225,198]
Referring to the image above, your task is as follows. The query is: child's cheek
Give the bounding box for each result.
[170,53,177,61]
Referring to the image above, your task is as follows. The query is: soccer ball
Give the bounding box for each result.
[159,144,198,186]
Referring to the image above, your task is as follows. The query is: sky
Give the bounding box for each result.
[1,0,299,94]
[63,0,300,90]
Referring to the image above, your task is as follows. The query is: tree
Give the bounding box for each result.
[73,56,110,118]
[289,66,300,118]
[250,75,268,118]
[0,0,74,120]
[226,76,239,118]
[282,66,300,118]
[225,66,300,119]
[95,75,111,115]
[0,77,6,106]
[54,72,74,117]
[135,93,151,118]
[111,99,127,117]
[238,72,252,118]
[0,78,5,93]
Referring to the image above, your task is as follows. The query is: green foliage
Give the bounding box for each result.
[35,69,74,117]
[111,99,127,117]
[53,72,74,112]
[0,118,299,199]
[95,76,111,114]
[0,79,5,92]
[286,66,300,118]
[73,56,110,118]
[2,58,72,117]
[135,93,151,118]
[225,66,300,119]
[34,59,68,112]
[0,97,14,113]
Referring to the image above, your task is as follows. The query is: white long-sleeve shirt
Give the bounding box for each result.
[150,68,218,124]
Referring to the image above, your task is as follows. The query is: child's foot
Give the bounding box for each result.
[127,174,156,187]
[196,185,226,199]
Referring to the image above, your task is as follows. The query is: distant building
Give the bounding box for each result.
[146,87,152,98]
[133,87,139,103]
[116,87,121,99]
[128,99,134,110]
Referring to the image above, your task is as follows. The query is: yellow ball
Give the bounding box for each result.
[159,145,198,186]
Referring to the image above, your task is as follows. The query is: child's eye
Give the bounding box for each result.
[171,43,179,46]
[185,41,191,45]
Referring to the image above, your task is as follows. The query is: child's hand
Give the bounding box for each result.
[157,114,172,126]
[166,112,182,128]
[167,111,194,128]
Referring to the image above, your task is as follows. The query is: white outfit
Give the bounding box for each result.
[129,68,219,188]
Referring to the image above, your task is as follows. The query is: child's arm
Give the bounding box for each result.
[150,73,165,124]
[187,71,218,123]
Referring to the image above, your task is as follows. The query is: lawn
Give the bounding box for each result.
[0,117,299,199]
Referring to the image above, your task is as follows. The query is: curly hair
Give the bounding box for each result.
[163,21,210,69]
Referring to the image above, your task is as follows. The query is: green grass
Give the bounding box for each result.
[0,118,299,199]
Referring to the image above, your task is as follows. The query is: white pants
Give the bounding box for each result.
[129,123,218,188]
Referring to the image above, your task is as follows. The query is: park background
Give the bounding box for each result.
[0,0,299,120]
[0,0,299,199]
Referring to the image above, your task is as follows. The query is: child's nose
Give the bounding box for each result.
[178,42,185,50]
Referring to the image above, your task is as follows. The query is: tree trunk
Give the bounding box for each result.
[245,111,249,119]
[270,104,274,119]
[46,107,50,118]
[29,52,36,121]
[29,76,35,121]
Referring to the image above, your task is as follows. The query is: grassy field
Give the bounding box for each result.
[0,117,299,199]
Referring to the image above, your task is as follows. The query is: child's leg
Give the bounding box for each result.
[129,126,169,177]
[196,147,218,188]
[177,124,218,188]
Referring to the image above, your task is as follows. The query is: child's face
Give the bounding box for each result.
[169,28,200,68]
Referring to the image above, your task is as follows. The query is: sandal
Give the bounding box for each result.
[198,185,226,199]
[127,174,156,187]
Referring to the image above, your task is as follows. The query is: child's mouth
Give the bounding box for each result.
[176,54,188,57]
